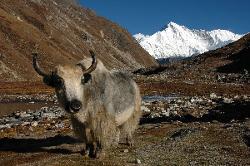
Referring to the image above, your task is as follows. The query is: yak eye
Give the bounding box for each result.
[81,74,91,84]
[54,77,63,87]
[43,74,64,88]
[51,76,64,88]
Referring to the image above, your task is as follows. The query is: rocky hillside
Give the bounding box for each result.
[135,33,250,86]
[0,0,157,81]
[190,33,250,74]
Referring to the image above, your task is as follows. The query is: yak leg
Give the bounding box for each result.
[87,143,95,158]
[88,141,104,158]
[80,143,89,157]
[120,105,142,146]
[120,122,134,146]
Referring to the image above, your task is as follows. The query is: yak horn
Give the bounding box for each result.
[77,50,97,75]
[32,53,50,77]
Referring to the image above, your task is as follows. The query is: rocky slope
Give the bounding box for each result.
[0,0,157,81]
[187,33,250,74]
[134,22,243,59]
[135,33,250,85]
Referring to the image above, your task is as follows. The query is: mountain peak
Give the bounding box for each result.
[168,21,181,28]
[134,22,243,59]
[161,21,182,31]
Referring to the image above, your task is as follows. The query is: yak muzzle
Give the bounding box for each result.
[69,99,82,113]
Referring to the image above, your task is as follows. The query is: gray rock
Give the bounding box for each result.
[31,121,38,127]
[20,112,31,118]
[161,110,170,117]
[42,112,56,119]
[136,159,141,164]
[223,98,233,104]
[210,93,217,99]
[0,124,11,129]
[21,122,30,126]
[123,149,129,153]
[55,122,64,128]
[141,105,151,113]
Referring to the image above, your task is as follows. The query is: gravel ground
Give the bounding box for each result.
[0,93,249,165]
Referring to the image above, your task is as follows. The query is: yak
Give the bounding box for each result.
[32,50,141,158]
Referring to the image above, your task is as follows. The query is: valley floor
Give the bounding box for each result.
[0,119,249,165]
[0,78,249,165]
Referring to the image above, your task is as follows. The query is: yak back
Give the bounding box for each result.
[85,69,137,117]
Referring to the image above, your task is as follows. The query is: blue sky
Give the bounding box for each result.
[80,0,250,35]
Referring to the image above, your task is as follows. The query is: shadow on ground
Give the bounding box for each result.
[0,135,81,154]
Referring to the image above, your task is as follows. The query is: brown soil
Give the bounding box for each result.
[0,120,249,166]
[0,82,53,95]
[139,81,250,96]
[1,80,249,97]
[0,77,249,165]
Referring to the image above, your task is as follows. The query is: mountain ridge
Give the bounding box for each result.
[134,22,243,59]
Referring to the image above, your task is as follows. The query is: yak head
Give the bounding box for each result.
[32,50,97,114]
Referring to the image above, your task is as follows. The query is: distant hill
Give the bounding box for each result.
[134,22,243,59]
[192,33,250,74]
[0,0,157,81]
[135,33,250,83]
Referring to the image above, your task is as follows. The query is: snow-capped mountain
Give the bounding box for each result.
[134,22,243,59]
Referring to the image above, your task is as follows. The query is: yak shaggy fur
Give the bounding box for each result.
[55,57,142,157]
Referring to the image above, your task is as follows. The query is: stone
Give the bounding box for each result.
[31,121,38,127]
[136,159,141,164]
[141,106,151,113]
[21,122,30,126]
[210,93,217,99]
[223,98,233,104]
[123,149,129,153]
[42,113,56,119]
[161,110,170,117]
[20,112,31,118]
[55,122,64,128]
[0,124,12,129]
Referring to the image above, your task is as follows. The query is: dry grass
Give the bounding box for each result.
[0,0,157,82]
[0,82,53,95]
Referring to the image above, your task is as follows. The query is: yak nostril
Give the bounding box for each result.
[70,99,82,112]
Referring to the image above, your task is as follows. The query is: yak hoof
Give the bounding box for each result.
[80,148,89,157]
[89,148,104,159]
[87,143,104,158]
[94,149,105,159]
[126,137,134,146]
